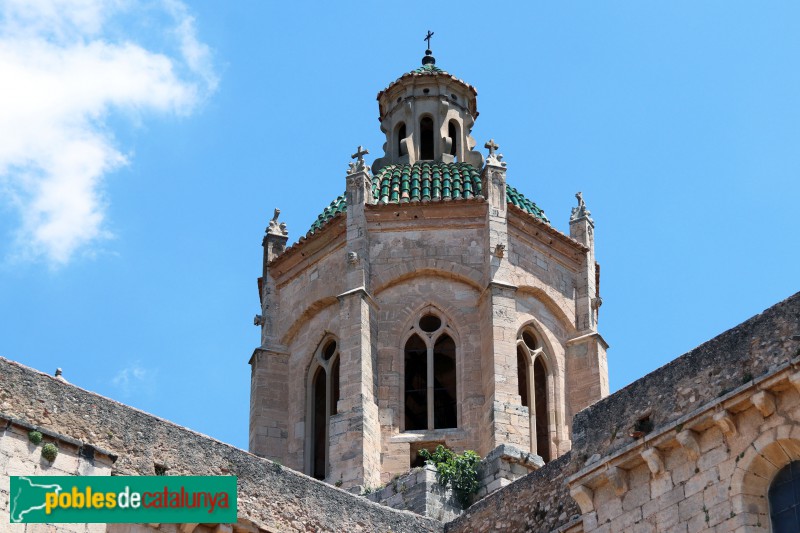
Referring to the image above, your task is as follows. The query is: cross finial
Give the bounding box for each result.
[351,145,369,163]
[485,139,499,155]
[424,30,434,50]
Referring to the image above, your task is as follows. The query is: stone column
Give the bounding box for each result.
[478,154,530,455]
[327,160,382,489]
[249,211,290,463]
[566,194,609,415]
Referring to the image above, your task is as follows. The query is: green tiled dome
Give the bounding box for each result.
[309,194,348,234]
[307,162,549,234]
[374,162,482,204]
[507,184,549,223]
[410,63,446,74]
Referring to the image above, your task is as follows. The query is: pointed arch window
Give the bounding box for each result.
[517,328,552,462]
[404,311,457,430]
[306,338,340,480]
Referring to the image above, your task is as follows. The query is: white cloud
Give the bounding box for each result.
[111,361,156,397]
[0,0,217,265]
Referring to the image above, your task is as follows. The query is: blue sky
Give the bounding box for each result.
[0,1,798,450]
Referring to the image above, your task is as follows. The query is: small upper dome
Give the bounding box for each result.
[376,50,478,123]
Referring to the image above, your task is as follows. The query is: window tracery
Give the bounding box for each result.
[517,326,552,462]
[404,310,457,431]
[306,338,340,480]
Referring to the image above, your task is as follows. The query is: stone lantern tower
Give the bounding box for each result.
[249,44,609,491]
[371,49,484,170]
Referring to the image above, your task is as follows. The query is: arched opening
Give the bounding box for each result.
[433,334,457,429]
[448,120,458,159]
[311,366,327,479]
[420,117,434,160]
[397,122,407,156]
[305,337,340,481]
[330,358,340,415]
[322,340,336,360]
[522,331,537,351]
[403,311,459,431]
[517,346,529,408]
[770,461,800,531]
[404,334,428,430]
[533,357,550,463]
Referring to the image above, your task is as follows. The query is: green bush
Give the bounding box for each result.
[28,431,43,445]
[419,445,481,505]
[41,443,58,462]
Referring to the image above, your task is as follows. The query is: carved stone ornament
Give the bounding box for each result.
[486,152,507,168]
[570,484,594,514]
[713,409,737,438]
[484,138,507,168]
[676,429,701,461]
[641,448,664,476]
[267,208,288,237]
[606,466,628,496]
[347,251,359,265]
[751,390,776,418]
[570,191,593,223]
[348,145,371,175]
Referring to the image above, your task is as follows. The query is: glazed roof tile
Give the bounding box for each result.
[307,162,549,235]
[410,63,446,74]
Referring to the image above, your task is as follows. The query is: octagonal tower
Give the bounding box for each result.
[249,46,609,491]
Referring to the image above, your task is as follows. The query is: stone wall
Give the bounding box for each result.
[0,357,441,533]
[444,291,800,532]
[365,444,543,523]
[474,444,543,500]
[365,465,462,523]
[446,452,580,533]
[571,291,800,462]
[252,186,597,486]
[568,349,800,533]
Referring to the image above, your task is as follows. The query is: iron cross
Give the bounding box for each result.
[424,30,434,49]
[351,145,369,162]
[485,139,499,156]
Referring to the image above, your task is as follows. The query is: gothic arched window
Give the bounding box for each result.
[770,461,800,531]
[420,116,434,160]
[306,338,340,480]
[404,311,457,430]
[517,327,552,463]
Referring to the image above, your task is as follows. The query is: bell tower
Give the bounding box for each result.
[372,42,484,171]
[250,38,609,494]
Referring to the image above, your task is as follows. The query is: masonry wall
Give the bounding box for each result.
[445,452,580,533]
[572,356,800,533]
[254,195,590,486]
[0,357,441,533]
[446,291,800,533]
[570,291,800,462]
